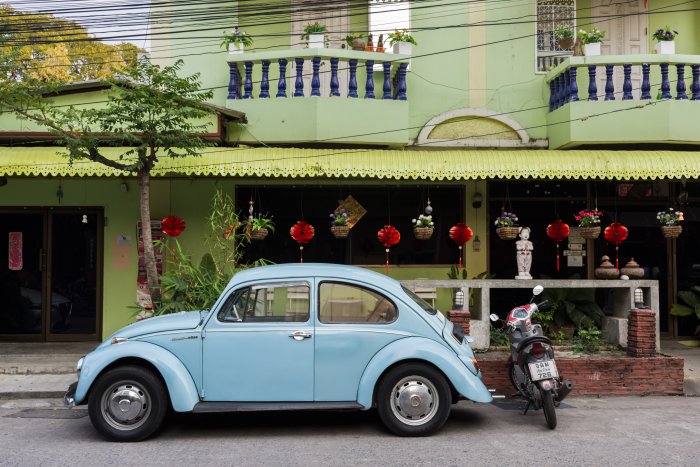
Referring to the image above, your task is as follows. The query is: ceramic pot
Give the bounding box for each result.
[584,42,601,56]
[595,255,619,279]
[558,37,574,50]
[228,43,244,54]
[620,257,644,279]
[655,40,675,54]
[308,33,325,48]
[393,42,412,55]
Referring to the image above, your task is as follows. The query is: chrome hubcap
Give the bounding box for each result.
[390,376,439,426]
[101,381,150,430]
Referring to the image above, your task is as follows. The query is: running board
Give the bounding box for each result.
[193,401,364,413]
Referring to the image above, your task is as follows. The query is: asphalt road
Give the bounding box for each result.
[1,396,698,466]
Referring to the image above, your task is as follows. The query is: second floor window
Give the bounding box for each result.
[368,0,410,53]
[536,0,575,72]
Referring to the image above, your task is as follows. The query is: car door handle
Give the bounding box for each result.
[289,331,312,341]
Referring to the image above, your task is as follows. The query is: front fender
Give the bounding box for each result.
[74,341,200,412]
[357,337,493,408]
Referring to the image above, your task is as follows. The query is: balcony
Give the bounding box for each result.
[545,55,700,149]
[224,49,410,147]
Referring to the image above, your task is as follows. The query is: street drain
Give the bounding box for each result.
[491,400,574,410]
[5,408,88,419]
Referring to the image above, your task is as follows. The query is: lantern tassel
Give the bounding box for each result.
[458,245,463,269]
[385,248,390,274]
[615,245,619,269]
[556,243,560,271]
[299,245,304,263]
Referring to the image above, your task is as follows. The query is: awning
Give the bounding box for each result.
[1,147,698,180]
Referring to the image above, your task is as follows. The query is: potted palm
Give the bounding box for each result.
[302,22,326,48]
[657,207,683,238]
[574,209,603,239]
[653,27,679,54]
[577,27,605,56]
[247,213,275,241]
[221,28,253,54]
[329,208,349,238]
[387,29,417,55]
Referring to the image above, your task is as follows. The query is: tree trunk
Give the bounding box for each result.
[138,171,161,305]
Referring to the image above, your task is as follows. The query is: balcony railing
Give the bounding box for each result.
[226,49,410,101]
[546,55,700,111]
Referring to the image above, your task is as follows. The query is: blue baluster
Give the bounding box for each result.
[553,77,560,110]
[365,60,375,99]
[691,65,700,100]
[243,61,253,99]
[330,57,340,97]
[640,64,651,100]
[294,58,304,97]
[348,59,358,98]
[569,67,579,102]
[260,60,270,98]
[276,58,287,98]
[676,64,688,100]
[396,63,408,100]
[227,62,240,99]
[604,65,615,100]
[622,64,633,100]
[311,56,321,96]
[588,65,598,101]
[563,70,570,104]
[557,74,566,108]
[660,63,671,99]
[382,62,392,99]
[549,80,556,111]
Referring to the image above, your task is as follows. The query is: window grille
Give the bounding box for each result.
[536,0,575,72]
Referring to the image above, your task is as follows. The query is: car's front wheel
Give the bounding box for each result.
[88,365,167,442]
[376,363,451,437]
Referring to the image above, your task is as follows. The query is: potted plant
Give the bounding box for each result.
[365,33,374,52]
[376,34,385,53]
[329,208,349,238]
[574,208,603,239]
[657,207,683,238]
[345,33,365,51]
[494,211,519,240]
[554,28,574,50]
[247,213,275,241]
[577,27,605,56]
[302,22,326,48]
[387,29,417,55]
[653,26,679,54]
[221,28,253,54]
[412,214,434,240]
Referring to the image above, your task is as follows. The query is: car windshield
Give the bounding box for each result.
[401,286,437,315]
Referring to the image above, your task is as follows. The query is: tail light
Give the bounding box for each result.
[531,342,545,358]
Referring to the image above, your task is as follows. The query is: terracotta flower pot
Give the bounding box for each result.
[413,227,434,240]
[558,37,574,50]
[331,225,349,239]
[496,226,519,240]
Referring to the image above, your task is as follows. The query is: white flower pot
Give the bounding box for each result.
[308,33,325,48]
[392,42,412,55]
[584,42,601,56]
[655,40,675,54]
[228,43,244,54]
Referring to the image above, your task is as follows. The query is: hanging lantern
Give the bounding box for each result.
[604,222,628,268]
[290,221,315,263]
[377,225,401,273]
[546,219,570,271]
[161,216,186,237]
[449,223,473,268]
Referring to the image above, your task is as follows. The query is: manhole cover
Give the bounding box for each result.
[5,408,88,419]
[491,400,574,410]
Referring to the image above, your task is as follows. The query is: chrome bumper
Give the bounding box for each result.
[64,381,78,407]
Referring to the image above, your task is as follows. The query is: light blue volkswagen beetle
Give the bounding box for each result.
[65,264,492,441]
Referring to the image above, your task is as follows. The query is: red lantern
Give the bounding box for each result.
[161,216,186,237]
[377,225,401,273]
[546,219,570,271]
[449,223,473,268]
[604,222,628,268]
[290,221,315,263]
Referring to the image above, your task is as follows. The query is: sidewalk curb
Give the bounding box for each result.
[0,391,67,400]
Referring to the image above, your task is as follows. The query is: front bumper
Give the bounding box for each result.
[64,381,78,407]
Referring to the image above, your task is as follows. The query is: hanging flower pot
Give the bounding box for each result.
[574,209,603,239]
[494,211,519,240]
[496,227,519,240]
[330,225,349,239]
[661,225,682,239]
[250,227,269,241]
[412,200,435,241]
[413,227,434,240]
[578,227,601,239]
[329,208,349,239]
[657,208,683,239]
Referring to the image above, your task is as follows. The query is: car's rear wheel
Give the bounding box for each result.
[376,363,451,437]
[88,365,167,442]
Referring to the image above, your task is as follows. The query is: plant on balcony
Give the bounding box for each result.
[301,22,327,48]
[345,33,365,51]
[653,26,679,54]
[494,211,519,240]
[329,208,349,238]
[575,208,603,239]
[221,28,253,53]
[657,207,684,238]
[577,27,605,56]
[554,28,574,50]
[387,29,417,55]
[245,213,275,241]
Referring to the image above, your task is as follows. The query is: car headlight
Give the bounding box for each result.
[76,357,84,377]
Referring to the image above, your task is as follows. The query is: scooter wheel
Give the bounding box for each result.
[541,389,557,429]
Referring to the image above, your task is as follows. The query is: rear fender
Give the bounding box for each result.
[357,337,492,408]
[74,341,199,412]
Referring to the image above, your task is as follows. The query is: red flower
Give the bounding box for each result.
[449,223,473,245]
[377,225,401,248]
[290,221,315,244]
[161,216,186,237]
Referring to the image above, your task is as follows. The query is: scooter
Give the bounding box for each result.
[490,285,573,429]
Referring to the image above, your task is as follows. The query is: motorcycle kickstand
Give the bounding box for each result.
[522,400,531,415]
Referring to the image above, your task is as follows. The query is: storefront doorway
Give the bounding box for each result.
[0,208,102,341]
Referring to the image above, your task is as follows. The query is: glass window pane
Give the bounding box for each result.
[220,283,310,323]
[319,282,397,323]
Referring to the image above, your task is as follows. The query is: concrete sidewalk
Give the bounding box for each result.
[1,340,699,399]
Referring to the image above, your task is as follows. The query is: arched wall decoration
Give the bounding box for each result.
[414,108,548,148]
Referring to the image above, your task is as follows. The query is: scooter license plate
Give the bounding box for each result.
[528,360,559,381]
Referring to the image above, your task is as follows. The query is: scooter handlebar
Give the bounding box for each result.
[536,300,550,311]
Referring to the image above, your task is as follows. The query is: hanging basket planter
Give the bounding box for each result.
[496,226,519,240]
[578,226,601,239]
[330,225,349,239]
[413,227,434,240]
[661,225,682,239]
[250,227,269,241]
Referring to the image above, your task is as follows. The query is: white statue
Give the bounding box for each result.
[515,226,533,280]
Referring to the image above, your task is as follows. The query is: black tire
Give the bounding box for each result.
[88,365,168,442]
[376,363,451,437]
[541,388,557,430]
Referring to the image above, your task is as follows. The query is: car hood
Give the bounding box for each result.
[106,310,203,342]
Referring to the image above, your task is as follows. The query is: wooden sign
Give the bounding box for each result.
[336,195,367,229]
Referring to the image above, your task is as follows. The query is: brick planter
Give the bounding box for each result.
[628,308,656,357]
[447,310,470,336]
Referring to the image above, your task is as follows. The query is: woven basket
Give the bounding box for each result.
[331,225,349,239]
[578,226,601,239]
[413,227,434,240]
[661,225,682,239]
[496,226,519,240]
[250,227,269,241]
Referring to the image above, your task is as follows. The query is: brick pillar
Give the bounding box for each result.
[447,310,471,336]
[627,308,656,357]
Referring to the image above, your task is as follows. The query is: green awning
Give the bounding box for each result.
[0,147,698,180]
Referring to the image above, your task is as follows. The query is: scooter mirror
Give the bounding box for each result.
[532,285,544,296]
[489,313,499,322]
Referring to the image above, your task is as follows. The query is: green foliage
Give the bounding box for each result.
[387,29,418,46]
[344,33,364,47]
[490,325,510,347]
[221,28,253,48]
[577,27,606,44]
[301,22,326,40]
[246,213,276,232]
[447,265,468,280]
[540,275,604,330]
[550,330,566,343]
[533,306,555,335]
[572,328,603,353]
[670,285,700,320]
[554,28,574,40]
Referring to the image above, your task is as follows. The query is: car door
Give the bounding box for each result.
[202,281,314,401]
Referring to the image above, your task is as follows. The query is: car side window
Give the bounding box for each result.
[319,282,397,324]
[218,282,310,323]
